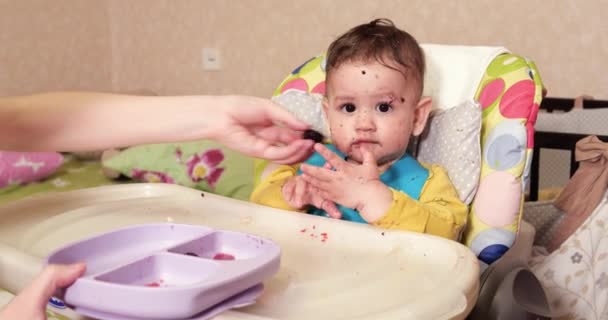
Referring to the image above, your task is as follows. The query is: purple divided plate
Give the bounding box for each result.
[73,283,264,320]
[46,224,281,320]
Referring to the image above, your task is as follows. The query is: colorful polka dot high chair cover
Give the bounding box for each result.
[259,44,544,269]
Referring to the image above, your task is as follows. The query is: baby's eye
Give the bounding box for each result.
[341,103,356,113]
[376,103,393,113]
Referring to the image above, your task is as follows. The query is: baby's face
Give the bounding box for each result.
[324,60,428,166]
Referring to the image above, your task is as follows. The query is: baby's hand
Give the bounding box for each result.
[282,176,341,218]
[281,176,309,209]
[300,144,391,217]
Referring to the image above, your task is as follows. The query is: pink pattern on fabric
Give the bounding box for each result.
[201,149,224,167]
[311,81,326,95]
[206,167,225,187]
[280,78,308,93]
[186,149,225,187]
[473,171,521,227]
[478,78,505,109]
[0,151,63,188]
[132,169,175,184]
[526,103,540,148]
[499,80,535,119]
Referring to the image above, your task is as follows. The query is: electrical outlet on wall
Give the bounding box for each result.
[202,48,221,71]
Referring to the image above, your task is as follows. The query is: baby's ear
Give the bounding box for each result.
[412,97,432,136]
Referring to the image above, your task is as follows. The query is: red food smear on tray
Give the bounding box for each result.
[144,279,164,287]
[213,253,235,260]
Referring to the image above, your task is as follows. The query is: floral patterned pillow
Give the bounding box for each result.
[101,141,254,200]
[0,151,63,189]
[529,191,608,319]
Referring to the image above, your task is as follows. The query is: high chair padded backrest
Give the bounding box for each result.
[466,52,543,270]
[257,45,544,269]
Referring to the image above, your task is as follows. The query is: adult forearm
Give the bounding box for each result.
[0,92,220,151]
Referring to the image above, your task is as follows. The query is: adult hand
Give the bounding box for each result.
[211,96,314,164]
[0,263,85,320]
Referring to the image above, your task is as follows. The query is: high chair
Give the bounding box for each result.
[257,44,553,319]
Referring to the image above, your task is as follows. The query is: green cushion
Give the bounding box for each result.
[102,141,254,200]
[0,155,118,205]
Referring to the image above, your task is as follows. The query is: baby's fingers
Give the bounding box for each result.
[301,173,333,193]
[282,179,296,206]
[294,178,309,208]
[314,143,346,171]
[322,200,341,219]
[309,187,341,219]
[300,164,335,182]
[361,145,377,168]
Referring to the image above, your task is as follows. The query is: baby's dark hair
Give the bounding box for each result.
[325,18,425,97]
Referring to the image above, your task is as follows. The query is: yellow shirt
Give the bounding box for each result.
[250,163,467,241]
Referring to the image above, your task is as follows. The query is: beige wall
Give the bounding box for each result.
[2,0,607,99]
[0,0,113,95]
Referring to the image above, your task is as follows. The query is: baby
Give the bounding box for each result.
[251,19,467,240]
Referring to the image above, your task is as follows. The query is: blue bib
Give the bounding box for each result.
[298,144,429,223]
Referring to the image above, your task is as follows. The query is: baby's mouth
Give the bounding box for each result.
[350,140,380,156]
[351,140,380,148]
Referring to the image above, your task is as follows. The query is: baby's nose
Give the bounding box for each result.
[355,112,376,131]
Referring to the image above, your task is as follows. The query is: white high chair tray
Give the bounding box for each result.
[0,184,479,320]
